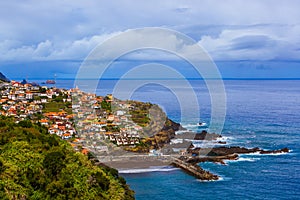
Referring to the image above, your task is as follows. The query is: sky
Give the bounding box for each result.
[0,0,300,79]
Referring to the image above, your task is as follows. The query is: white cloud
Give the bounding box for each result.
[0,0,300,62]
[198,24,300,61]
[0,32,123,61]
[34,40,53,58]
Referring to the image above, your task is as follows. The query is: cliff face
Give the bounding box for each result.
[148,118,181,149]
[0,72,10,82]
[128,101,182,152]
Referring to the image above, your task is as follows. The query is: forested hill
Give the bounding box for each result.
[0,116,134,200]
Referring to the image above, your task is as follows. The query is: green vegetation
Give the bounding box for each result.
[128,101,152,127]
[0,116,134,200]
[104,125,120,133]
[42,101,72,114]
[124,140,149,153]
[101,100,111,112]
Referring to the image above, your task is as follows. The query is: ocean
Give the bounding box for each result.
[32,79,300,199]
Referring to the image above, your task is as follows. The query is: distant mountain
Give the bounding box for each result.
[0,72,10,82]
[21,79,28,84]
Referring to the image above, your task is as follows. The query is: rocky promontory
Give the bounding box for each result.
[121,101,290,181]
[189,146,290,157]
[0,72,10,82]
[171,146,289,180]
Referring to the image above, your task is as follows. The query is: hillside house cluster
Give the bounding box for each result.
[0,81,75,138]
[72,89,142,148]
[0,81,145,155]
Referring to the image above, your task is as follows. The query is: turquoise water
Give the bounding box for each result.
[36,79,300,199]
[123,80,300,200]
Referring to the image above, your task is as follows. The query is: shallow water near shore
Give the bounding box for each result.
[122,80,300,200]
[32,79,300,199]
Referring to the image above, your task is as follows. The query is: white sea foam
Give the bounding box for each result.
[175,130,191,135]
[242,150,292,157]
[119,167,179,174]
[241,152,262,156]
[215,136,234,145]
[238,157,261,162]
[217,136,234,141]
[225,157,260,164]
[196,176,225,182]
[182,124,198,128]
[262,152,290,156]
[191,140,216,148]
[261,169,277,173]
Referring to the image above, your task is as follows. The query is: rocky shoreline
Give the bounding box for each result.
[189,146,290,156]
[76,98,290,182]
[118,123,290,181]
[99,118,290,181]
[174,146,289,180]
[100,145,289,181]
[150,122,290,181]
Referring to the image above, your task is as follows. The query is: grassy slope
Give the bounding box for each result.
[42,101,72,114]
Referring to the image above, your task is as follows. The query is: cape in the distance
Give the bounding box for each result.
[0,72,10,83]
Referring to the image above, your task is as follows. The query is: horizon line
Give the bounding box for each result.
[10,77,300,81]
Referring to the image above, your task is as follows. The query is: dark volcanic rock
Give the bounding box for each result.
[189,146,290,157]
[186,154,239,165]
[194,130,221,140]
[175,130,221,141]
[260,147,289,154]
[162,118,182,132]
[207,146,260,156]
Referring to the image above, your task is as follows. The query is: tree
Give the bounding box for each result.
[34,96,41,101]
[0,116,135,200]
[18,120,33,128]
[101,100,111,112]
[43,151,66,177]
[39,87,47,93]
[54,96,64,102]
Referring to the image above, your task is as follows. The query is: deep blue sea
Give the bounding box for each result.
[32,79,300,200]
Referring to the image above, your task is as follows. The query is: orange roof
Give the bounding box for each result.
[94,121,107,125]
[44,112,58,116]
[58,126,66,130]
[81,148,89,155]
[58,111,67,115]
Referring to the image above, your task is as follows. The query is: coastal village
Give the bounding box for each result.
[0,79,291,181]
[0,80,145,155]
